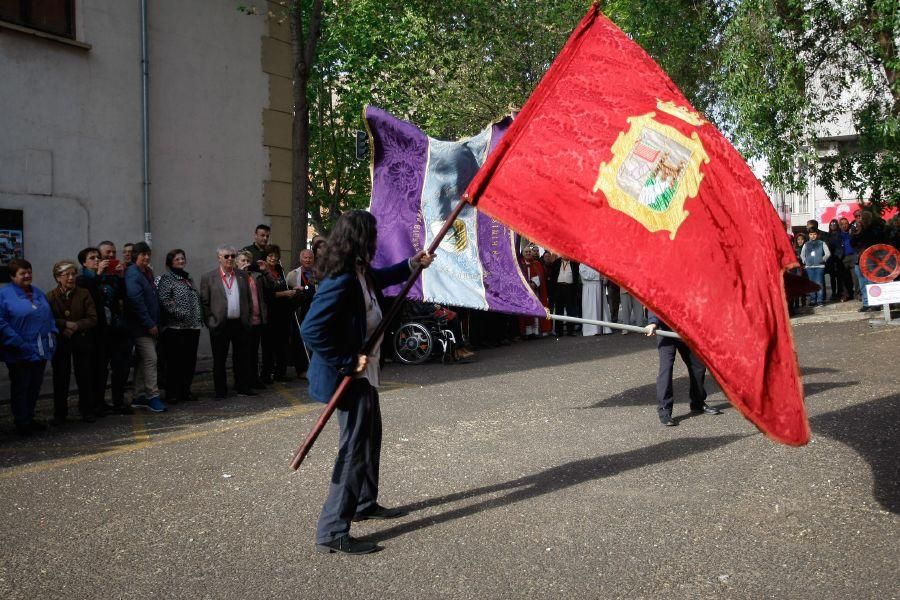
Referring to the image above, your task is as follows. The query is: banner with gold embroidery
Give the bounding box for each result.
[465,6,809,445]
[366,106,546,317]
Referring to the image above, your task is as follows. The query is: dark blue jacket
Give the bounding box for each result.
[301,260,411,403]
[125,264,160,336]
[0,283,58,363]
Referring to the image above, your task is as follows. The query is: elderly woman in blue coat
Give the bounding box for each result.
[301,210,433,555]
[0,259,57,435]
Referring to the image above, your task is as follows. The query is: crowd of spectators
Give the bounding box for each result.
[0,225,320,435]
[3,209,897,435]
[790,211,900,315]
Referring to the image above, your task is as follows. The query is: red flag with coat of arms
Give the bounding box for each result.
[464,5,809,445]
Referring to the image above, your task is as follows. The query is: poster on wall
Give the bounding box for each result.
[0,209,25,283]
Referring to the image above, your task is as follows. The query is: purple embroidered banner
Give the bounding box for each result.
[366,106,546,317]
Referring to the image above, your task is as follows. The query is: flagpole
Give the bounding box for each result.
[548,313,681,338]
[289,197,470,471]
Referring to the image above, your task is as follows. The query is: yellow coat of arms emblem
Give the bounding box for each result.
[593,100,709,239]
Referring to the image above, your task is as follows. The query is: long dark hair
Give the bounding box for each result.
[317,210,378,279]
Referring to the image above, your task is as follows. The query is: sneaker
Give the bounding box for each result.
[132,396,149,408]
[236,388,258,397]
[146,396,168,413]
[660,416,677,427]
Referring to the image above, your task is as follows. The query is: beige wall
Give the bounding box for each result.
[0,0,270,289]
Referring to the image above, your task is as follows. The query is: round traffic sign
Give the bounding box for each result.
[859,244,900,283]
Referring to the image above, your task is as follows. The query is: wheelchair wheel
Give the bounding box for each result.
[393,322,434,365]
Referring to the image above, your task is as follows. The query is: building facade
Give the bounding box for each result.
[0,0,297,289]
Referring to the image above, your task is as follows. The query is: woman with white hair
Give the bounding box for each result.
[48,260,98,424]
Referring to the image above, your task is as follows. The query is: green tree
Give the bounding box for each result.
[306,0,723,232]
[717,0,898,208]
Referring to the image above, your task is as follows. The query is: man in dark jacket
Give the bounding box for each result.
[125,242,166,412]
[645,311,721,426]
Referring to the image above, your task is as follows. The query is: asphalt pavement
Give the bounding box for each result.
[0,316,897,599]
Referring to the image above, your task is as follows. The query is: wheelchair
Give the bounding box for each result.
[390,303,458,365]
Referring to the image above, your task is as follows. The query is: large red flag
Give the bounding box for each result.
[465,6,809,445]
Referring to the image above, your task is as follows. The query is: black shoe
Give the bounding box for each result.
[250,382,267,390]
[236,388,258,397]
[274,375,293,382]
[660,416,677,427]
[214,394,227,401]
[858,306,870,312]
[51,417,67,427]
[690,404,722,415]
[260,376,274,385]
[183,393,199,402]
[30,420,48,431]
[81,414,97,423]
[316,534,380,555]
[116,405,134,415]
[352,504,408,522]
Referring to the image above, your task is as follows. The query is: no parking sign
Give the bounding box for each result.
[859,244,900,283]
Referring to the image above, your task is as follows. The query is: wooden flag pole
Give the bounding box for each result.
[289,196,471,471]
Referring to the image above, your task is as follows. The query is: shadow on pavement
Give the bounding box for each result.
[581,375,723,409]
[802,380,859,398]
[0,379,311,469]
[584,377,858,410]
[810,393,899,514]
[383,334,646,388]
[371,433,748,544]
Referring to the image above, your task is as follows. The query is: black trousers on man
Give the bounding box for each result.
[51,333,95,419]
[316,379,382,544]
[247,324,264,387]
[100,327,133,408]
[656,337,707,419]
[162,328,200,402]
[553,282,579,335]
[210,319,249,396]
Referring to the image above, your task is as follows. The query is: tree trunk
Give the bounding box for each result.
[289,8,309,266]
[288,0,324,266]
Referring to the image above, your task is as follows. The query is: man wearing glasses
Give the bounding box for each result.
[200,246,257,399]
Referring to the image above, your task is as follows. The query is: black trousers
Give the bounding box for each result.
[8,360,47,427]
[210,320,249,396]
[553,283,579,334]
[248,324,263,385]
[261,314,290,379]
[607,283,621,323]
[100,327,132,406]
[316,379,382,543]
[162,328,200,402]
[656,338,707,418]
[51,333,95,419]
